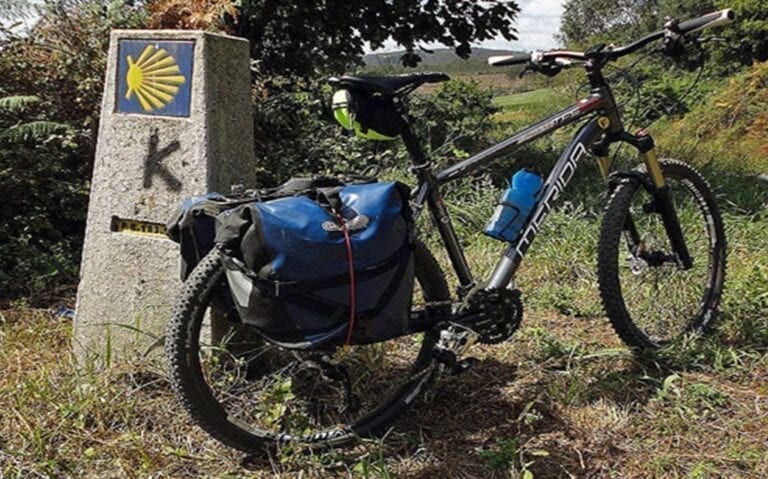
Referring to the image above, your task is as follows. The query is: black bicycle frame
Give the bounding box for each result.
[398,87,626,294]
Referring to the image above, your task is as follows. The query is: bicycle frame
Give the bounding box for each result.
[397,83,681,295]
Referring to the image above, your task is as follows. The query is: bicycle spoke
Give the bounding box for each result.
[618,175,713,343]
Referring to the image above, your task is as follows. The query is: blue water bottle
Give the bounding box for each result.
[483,169,543,243]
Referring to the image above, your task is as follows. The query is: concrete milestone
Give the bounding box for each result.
[74,30,256,362]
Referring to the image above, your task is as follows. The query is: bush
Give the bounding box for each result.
[408,79,498,165]
[0,0,503,302]
[251,78,499,186]
[0,2,146,302]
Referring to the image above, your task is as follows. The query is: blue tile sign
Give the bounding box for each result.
[116,39,194,117]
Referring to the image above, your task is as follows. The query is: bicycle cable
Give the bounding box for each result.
[573,41,708,172]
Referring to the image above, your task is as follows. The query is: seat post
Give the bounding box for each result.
[393,98,430,171]
[393,97,476,292]
[400,126,430,169]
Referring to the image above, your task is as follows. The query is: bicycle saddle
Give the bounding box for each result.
[328,72,450,95]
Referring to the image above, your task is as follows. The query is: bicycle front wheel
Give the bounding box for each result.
[598,159,726,351]
[165,240,450,452]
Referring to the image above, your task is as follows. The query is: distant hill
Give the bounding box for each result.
[363,47,527,75]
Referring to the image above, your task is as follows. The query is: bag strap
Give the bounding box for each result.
[222,242,411,297]
[337,213,357,345]
[310,187,344,214]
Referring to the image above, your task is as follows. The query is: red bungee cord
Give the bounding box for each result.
[337,213,356,345]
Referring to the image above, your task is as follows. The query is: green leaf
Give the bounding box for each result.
[662,373,681,392]
[0,95,41,113]
[353,461,368,474]
[0,121,70,142]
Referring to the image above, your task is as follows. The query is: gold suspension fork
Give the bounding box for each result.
[596,155,611,179]
[595,143,666,185]
[639,142,693,269]
[642,147,666,188]
[592,125,689,269]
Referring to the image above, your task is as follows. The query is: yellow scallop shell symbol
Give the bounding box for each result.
[125,45,186,112]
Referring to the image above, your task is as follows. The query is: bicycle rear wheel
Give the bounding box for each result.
[165,240,449,452]
[598,159,726,350]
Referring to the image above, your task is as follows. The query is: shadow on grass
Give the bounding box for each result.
[236,353,669,478]
[390,342,753,478]
[393,358,582,478]
[232,314,768,478]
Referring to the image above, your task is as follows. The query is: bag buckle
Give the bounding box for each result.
[322,215,370,233]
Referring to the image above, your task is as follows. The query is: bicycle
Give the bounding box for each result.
[166,9,732,452]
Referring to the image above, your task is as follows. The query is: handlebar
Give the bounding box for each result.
[488,8,736,70]
[488,52,531,67]
[488,50,585,67]
[677,8,735,34]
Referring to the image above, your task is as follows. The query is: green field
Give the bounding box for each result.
[494,89,559,108]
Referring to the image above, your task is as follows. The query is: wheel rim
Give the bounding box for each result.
[618,173,718,344]
[188,277,436,444]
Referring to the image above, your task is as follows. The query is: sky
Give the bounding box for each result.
[5,0,566,54]
[478,0,565,51]
[370,0,565,53]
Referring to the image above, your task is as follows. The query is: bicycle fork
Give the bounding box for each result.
[598,132,693,270]
[640,147,693,270]
[616,155,693,270]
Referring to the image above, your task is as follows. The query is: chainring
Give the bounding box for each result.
[459,288,523,344]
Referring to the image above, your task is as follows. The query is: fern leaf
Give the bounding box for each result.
[0,95,41,113]
[0,121,69,142]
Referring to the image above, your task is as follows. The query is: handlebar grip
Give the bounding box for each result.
[488,53,531,67]
[676,8,736,34]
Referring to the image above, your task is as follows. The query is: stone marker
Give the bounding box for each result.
[74,30,255,362]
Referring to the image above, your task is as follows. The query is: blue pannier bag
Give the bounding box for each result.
[214,181,415,349]
[166,192,231,280]
[166,176,359,280]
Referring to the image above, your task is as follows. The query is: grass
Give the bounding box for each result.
[2,289,767,477]
[2,180,766,477]
[493,89,561,109]
[654,61,768,176]
[2,67,767,478]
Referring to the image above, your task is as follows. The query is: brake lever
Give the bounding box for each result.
[663,22,728,57]
[538,62,563,77]
[696,34,747,59]
[518,65,535,79]
[518,61,562,78]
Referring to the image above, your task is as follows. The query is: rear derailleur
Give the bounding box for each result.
[432,288,523,374]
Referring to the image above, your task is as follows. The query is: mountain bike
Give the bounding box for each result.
[166,9,732,451]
